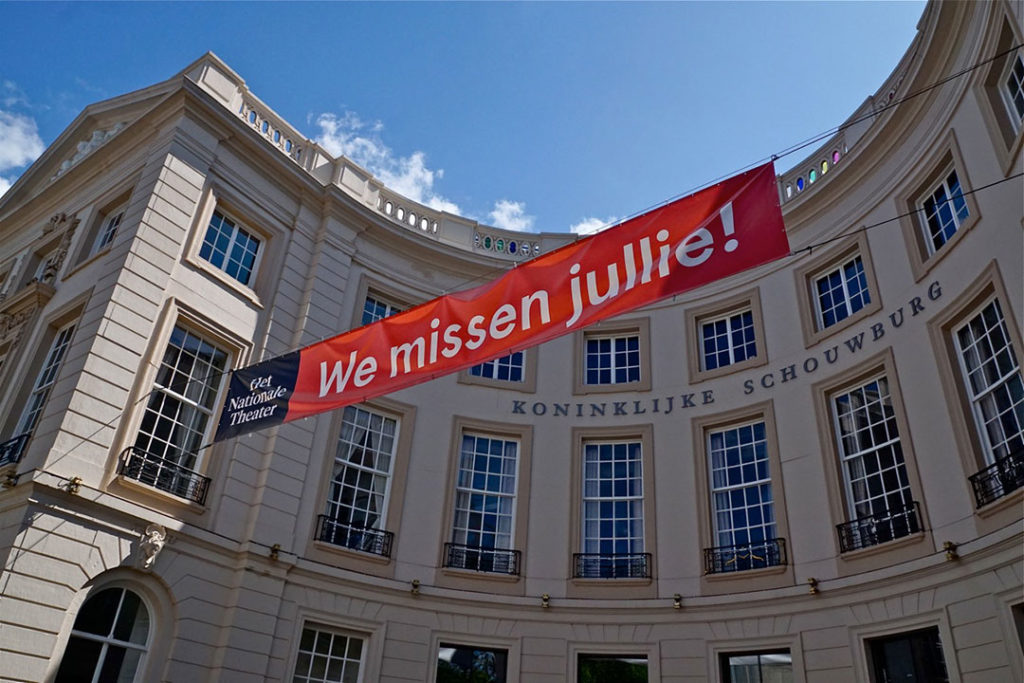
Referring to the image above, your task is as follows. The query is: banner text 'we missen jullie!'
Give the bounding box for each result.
[214,162,789,441]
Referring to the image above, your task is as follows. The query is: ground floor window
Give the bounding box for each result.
[292,626,364,683]
[867,626,948,683]
[720,650,793,682]
[436,643,508,683]
[577,653,648,682]
[55,587,150,682]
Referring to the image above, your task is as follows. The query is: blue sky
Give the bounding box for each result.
[1,1,925,233]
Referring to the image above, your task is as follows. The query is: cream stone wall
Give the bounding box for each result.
[0,1,1021,681]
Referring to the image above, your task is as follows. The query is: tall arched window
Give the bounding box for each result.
[55,587,150,682]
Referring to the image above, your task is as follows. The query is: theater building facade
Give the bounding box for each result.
[1,1,1022,681]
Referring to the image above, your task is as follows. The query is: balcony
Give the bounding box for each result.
[315,516,394,558]
[969,448,1024,508]
[573,552,651,579]
[118,447,211,505]
[837,500,921,553]
[0,433,29,468]
[704,538,787,575]
[443,542,521,576]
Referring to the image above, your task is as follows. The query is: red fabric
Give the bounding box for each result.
[284,162,787,423]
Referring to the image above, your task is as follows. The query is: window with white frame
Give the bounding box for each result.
[832,375,919,550]
[291,625,364,683]
[199,210,261,286]
[360,293,401,326]
[54,587,150,683]
[1002,52,1024,130]
[579,440,645,577]
[707,421,780,572]
[127,326,228,500]
[92,203,127,254]
[320,405,397,556]
[14,323,75,440]
[585,333,640,385]
[918,167,969,254]
[701,309,757,371]
[469,351,525,382]
[448,433,519,573]
[814,255,871,330]
[954,299,1024,464]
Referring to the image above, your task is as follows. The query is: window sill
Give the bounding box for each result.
[703,562,788,582]
[975,486,1023,519]
[312,540,392,566]
[440,567,521,583]
[574,381,651,396]
[838,529,926,561]
[691,354,768,384]
[183,254,264,309]
[570,576,653,587]
[116,475,207,514]
[805,300,883,349]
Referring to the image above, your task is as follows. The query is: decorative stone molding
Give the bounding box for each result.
[52,122,126,180]
[137,523,167,571]
[40,214,78,285]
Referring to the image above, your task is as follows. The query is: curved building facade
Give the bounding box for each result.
[0,2,1022,681]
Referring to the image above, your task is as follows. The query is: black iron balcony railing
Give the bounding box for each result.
[837,500,921,553]
[0,433,29,468]
[118,446,211,506]
[704,537,787,575]
[969,448,1024,508]
[443,542,521,575]
[573,552,651,579]
[315,516,394,558]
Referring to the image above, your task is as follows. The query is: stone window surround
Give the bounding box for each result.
[568,642,661,683]
[106,298,250,514]
[896,131,980,282]
[567,423,657,599]
[685,287,769,384]
[926,260,1024,520]
[690,401,795,594]
[307,395,416,579]
[810,347,932,572]
[457,345,539,393]
[974,10,1024,174]
[793,232,882,348]
[573,317,652,395]
[184,182,281,307]
[435,415,533,595]
[428,632,521,683]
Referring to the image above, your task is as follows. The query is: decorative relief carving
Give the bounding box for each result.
[137,523,167,571]
[52,122,126,180]
[38,214,79,285]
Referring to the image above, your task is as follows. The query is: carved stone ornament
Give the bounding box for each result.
[39,215,79,285]
[137,523,167,571]
[52,122,126,180]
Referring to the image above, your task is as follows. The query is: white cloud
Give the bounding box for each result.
[569,216,619,236]
[489,199,535,232]
[0,110,44,173]
[314,112,460,214]
[0,176,12,197]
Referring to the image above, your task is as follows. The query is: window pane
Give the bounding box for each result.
[437,643,508,683]
[578,654,648,683]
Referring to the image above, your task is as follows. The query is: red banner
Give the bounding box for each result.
[215,162,788,441]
